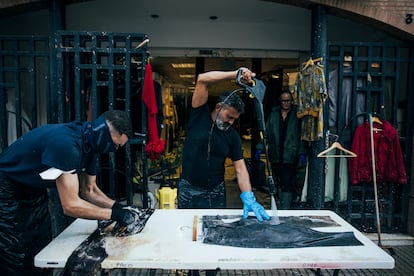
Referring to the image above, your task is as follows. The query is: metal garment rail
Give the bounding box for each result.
[54,31,149,207]
[326,42,414,233]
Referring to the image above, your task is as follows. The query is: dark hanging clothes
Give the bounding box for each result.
[327,67,366,129]
[202,215,362,249]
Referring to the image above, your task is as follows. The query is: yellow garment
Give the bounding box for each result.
[294,59,328,141]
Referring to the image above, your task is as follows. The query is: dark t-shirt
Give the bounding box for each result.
[181,104,243,188]
[0,122,97,188]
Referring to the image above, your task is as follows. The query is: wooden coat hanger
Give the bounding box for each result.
[302,57,323,70]
[370,113,383,132]
[372,116,383,125]
[317,141,357,158]
[302,58,314,70]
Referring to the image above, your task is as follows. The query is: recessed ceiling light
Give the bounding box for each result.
[179,74,195,78]
[171,63,195,69]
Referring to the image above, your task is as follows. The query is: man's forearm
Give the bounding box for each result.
[197,70,238,85]
[80,184,115,208]
[234,160,253,192]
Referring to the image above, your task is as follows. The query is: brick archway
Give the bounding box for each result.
[265,0,414,41]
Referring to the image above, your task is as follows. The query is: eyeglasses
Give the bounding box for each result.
[280,100,291,103]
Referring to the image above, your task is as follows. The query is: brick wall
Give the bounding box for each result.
[272,0,414,39]
[364,0,414,30]
[313,0,414,38]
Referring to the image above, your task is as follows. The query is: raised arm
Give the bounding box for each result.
[192,68,255,108]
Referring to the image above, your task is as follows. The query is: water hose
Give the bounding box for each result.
[236,71,279,222]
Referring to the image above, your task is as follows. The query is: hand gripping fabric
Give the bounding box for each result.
[111,205,136,227]
[111,207,155,237]
[240,191,270,222]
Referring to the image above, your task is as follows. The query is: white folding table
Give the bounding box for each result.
[35,209,394,271]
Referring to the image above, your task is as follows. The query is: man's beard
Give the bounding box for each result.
[215,116,231,131]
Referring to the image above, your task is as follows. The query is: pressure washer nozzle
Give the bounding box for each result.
[267,176,276,195]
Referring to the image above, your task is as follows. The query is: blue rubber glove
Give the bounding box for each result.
[240,191,270,222]
[254,150,262,160]
[298,154,307,167]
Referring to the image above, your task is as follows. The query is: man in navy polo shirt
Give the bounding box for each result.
[0,110,136,275]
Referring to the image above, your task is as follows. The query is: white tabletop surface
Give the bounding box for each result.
[35,209,394,270]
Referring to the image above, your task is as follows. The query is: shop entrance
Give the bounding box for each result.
[1,34,413,233]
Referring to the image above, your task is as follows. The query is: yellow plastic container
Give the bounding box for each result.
[156,186,177,209]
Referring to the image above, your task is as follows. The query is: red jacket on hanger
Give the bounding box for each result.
[142,63,165,160]
[349,120,407,185]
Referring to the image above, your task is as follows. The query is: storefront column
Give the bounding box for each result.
[48,0,65,124]
[405,48,414,234]
[47,0,72,237]
[307,4,327,209]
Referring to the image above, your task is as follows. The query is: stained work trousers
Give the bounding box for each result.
[0,172,52,275]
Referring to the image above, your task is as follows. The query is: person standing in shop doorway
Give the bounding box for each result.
[257,90,307,209]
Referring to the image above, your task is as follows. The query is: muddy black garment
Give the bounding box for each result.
[274,215,340,227]
[62,228,107,276]
[62,208,154,275]
[202,215,362,248]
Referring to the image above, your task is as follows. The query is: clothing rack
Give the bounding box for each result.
[367,114,394,254]
[343,112,394,254]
